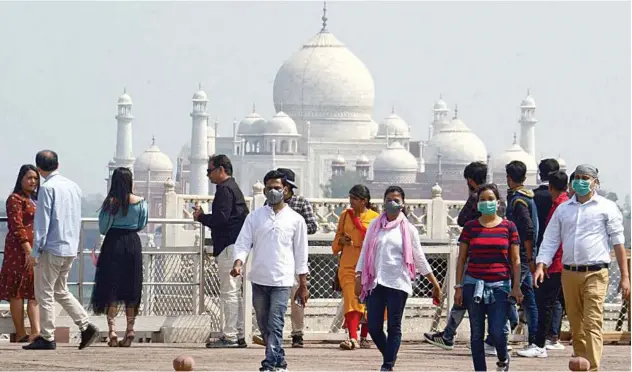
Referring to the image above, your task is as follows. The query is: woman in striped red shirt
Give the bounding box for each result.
[454,184,523,371]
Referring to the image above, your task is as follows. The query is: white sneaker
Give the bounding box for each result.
[545,339,565,350]
[516,344,547,358]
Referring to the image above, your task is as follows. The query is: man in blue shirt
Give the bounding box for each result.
[23,150,99,350]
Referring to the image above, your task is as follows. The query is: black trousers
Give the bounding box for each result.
[534,272,565,348]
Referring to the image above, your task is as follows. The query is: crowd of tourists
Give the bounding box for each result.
[0,150,629,372]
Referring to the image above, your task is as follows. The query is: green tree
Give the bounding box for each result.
[320,172,367,198]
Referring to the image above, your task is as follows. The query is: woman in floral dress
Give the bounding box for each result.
[0,164,41,342]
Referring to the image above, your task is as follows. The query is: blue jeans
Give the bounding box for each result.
[463,284,510,371]
[252,283,291,371]
[366,285,408,371]
[519,269,538,345]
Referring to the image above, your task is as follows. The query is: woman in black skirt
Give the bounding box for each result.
[91,167,148,347]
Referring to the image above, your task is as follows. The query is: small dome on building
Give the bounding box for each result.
[192,89,208,101]
[433,97,448,111]
[332,153,346,166]
[134,138,174,174]
[356,154,370,166]
[425,114,487,165]
[377,107,410,137]
[118,90,132,105]
[373,142,418,172]
[264,111,299,135]
[494,135,537,173]
[521,94,536,108]
[238,110,263,136]
[557,156,567,170]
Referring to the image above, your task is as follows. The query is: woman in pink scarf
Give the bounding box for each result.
[355,186,442,371]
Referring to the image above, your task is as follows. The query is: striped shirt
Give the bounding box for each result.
[459,219,520,282]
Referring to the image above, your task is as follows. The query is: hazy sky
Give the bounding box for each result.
[0,1,629,198]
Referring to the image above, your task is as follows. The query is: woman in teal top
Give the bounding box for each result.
[91,167,148,347]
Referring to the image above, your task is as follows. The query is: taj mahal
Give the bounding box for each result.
[105,5,567,217]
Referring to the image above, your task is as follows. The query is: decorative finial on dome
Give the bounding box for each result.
[513,132,517,144]
[527,88,531,96]
[123,86,127,94]
[198,82,202,90]
[453,105,459,119]
[151,134,156,146]
[439,93,443,100]
[252,102,256,113]
[391,104,396,114]
[321,1,328,32]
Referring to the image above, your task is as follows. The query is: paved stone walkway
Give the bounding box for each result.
[0,342,629,371]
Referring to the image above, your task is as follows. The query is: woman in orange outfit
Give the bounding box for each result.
[333,184,380,350]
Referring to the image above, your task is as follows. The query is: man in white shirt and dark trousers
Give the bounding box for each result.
[231,170,309,372]
[535,164,630,371]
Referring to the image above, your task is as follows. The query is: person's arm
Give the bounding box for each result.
[98,208,113,235]
[32,187,53,257]
[457,194,479,228]
[606,204,629,292]
[508,222,522,286]
[301,199,319,235]
[6,195,31,254]
[455,224,471,286]
[332,210,346,255]
[232,213,254,267]
[513,200,535,264]
[293,218,309,282]
[197,186,233,229]
[536,207,562,268]
[137,199,149,231]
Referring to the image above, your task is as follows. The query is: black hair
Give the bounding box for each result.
[13,164,39,199]
[383,185,408,216]
[101,167,134,216]
[477,183,501,201]
[209,154,233,176]
[549,171,568,191]
[568,172,576,185]
[505,160,527,183]
[349,184,377,211]
[463,161,488,186]
[538,159,560,181]
[35,150,59,172]
[263,170,289,187]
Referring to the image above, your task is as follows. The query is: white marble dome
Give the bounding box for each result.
[356,154,370,166]
[118,91,132,105]
[273,29,375,121]
[134,140,174,174]
[373,142,418,183]
[192,89,208,101]
[332,153,346,166]
[425,116,487,165]
[557,156,567,170]
[494,139,537,173]
[521,94,536,108]
[377,109,410,137]
[263,111,299,135]
[433,97,448,111]
[238,111,263,136]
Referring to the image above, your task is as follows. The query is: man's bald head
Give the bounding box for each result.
[35,150,59,174]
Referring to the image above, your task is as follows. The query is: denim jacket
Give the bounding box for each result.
[463,275,511,305]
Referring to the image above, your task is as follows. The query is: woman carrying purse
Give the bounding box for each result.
[332,184,379,350]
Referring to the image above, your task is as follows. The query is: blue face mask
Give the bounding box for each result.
[572,179,593,197]
[384,200,402,215]
[477,201,498,216]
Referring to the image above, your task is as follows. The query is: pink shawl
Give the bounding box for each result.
[360,212,416,301]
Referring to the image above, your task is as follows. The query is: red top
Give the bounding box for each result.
[459,219,520,282]
[545,192,570,273]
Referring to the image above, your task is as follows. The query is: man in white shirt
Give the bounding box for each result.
[535,164,630,371]
[231,170,309,372]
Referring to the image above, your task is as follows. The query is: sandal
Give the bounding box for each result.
[339,338,359,350]
[119,330,134,347]
[108,332,119,347]
[359,338,372,349]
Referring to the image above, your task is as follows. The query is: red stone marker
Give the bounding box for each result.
[568,357,590,371]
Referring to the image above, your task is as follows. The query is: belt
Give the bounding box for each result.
[563,263,609,272]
